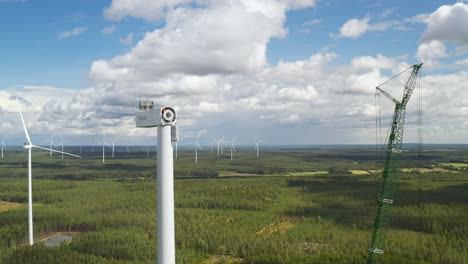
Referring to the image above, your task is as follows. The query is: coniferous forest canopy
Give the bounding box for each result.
[0,145,467,263]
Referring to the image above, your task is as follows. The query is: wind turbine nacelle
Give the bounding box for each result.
[136,101,177,127]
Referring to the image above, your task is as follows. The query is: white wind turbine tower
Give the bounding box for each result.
[229,136,237,161]
[191,135,203,163]
[211,139,217,153]
[221,137,226,154]
[111,138,115,158]
[15,97,81,245]
[255,137,264,158]
[43,134,56,157]
[216,137,224,156]
[58,135,68,160]
[175,136,184,159]
[102,137,113,164]
[1,136,6,159]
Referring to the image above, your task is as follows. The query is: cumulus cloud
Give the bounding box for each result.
[104,0,316,22]
[344,69,387,95]
[58,27,87,39]
[4,1,467,144]
[104,0,193,21]
[351,54,399,70]
[420,2,468,54]
[339,17,371,39]
[264,52,336,81]
[416,40,448,66]
[91,1,303,80]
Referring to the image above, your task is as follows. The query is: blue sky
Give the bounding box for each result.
[1,0,467,145]
[0,0,145,88]
[0,0,457,88]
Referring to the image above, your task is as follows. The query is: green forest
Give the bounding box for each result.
[0,146,467,263]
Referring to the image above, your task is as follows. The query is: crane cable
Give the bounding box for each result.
[417,67,423,254]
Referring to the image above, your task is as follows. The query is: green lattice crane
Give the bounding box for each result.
[367,63,423,264]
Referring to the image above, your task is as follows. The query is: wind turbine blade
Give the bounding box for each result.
[31,145,81,158]
[232,136,237,143]
[197,143,203,151]
[232,144,236,152]
[50,134,56,146]
[15,97,32,145]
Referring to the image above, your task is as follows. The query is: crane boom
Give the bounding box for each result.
[367,63,423,264]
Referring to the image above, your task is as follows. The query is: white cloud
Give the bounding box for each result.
[91,1,306,80]
[455,58,468,66]
[58,27,87,39]
[339,17,371,39]
[338,16,402,39]
[4,1,468,145]
[416,40,448,67]
[101,25,117,34]
[104,0,193,21]
[420,2,468,54]
[300,18,322,34]
[344,69,387,95]
[351,54,399,70]
[277,85,318,102]
[264,52,336,81]
[303,18,321,26]
[119,33,133,45]
[103,0,316,22]
[405,13,430,24]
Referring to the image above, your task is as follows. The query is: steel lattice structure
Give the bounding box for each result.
[367,63,423,264]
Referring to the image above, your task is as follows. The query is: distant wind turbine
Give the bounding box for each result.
[211,139,217,153]
[111,138,115,158]
[221,137,226,154]
[175,136,184,159]
[58,135,68,160]
[16,97,81,245]
[255,138,264,158]
[229,136,237,161]
[1,136,6,159]
[216,137,224,156]
[102,137,113,164]
[192,134,203,163]
[43,134,56,157]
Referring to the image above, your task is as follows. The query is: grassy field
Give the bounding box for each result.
[439,162,468,169]
[0,145,467,263]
